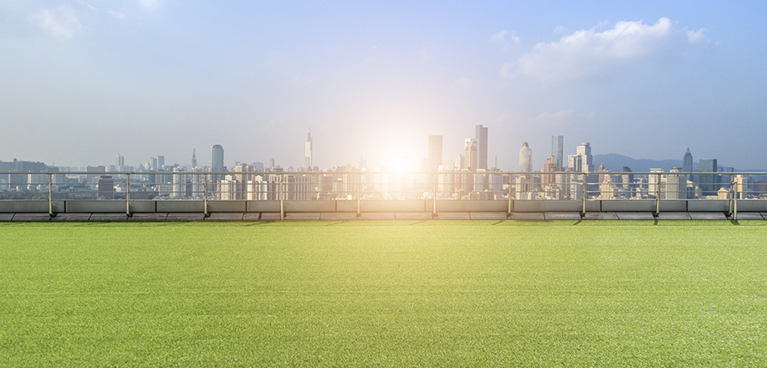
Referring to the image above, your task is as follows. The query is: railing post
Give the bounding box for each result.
[433,173,438,218]
[731,179,737,220]
[203,173,208,217]
[280,173,285,220]
[582,173,587,215]
[126,173,131,217]
[357,173,361,217]
[655,173,661,216]
[48,173,53,217]
[507,173,513,217]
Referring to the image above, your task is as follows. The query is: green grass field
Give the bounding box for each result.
[1,220,767,367]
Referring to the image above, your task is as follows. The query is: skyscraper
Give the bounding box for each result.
[552,135,564,169]
[576,142,594,172]
[191,149,197,168]
[683,148,693,173]
[475,125,488,170]
[115,154,124,169]
[211,144,224,172]
[428,135,443,172]
[464,138,477,171]
[698,158,718,197]
[157,155,165,169]
[304,133,313,169]
[519,142,532,172]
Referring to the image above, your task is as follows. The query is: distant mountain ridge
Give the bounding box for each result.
[592,154,690,172]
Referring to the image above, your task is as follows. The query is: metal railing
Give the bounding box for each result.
[0,171,763,219]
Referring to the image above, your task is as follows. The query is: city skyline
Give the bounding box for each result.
[3,2,767,169]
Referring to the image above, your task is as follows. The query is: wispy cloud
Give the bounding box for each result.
[108,10,126,20]
[502,18,707,82]
[490,30,520,44]
[35,6,83,38]
[687,28,708,44]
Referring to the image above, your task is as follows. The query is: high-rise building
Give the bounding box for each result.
[151,157,158,171]
[192,149,197,168]
[211,144,224,172]
[428,135,442,172]
[683,148,693,173]
[519,142,532,172]
[576,142,594,172]
[304,133,313,169]
[115,154,124,169]
[475,125,488,170]
[464,138,477,171]
[698,158,719,197]
[157,155,165,169]
[552,135,564,169]
[268,158,275,169]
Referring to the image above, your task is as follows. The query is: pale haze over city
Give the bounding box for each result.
[2,1,767,170]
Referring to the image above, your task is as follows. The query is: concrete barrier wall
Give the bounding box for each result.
[659,200,687,212]
[687,200,728,212]
[129,201,156,213]
[514,200,585,212]
[360,200,426,212]
[246,201,281,212]
[437,200,507,212]
[207,201,247,212]
[0,200,63,213]
[67,200,126,213]
[601,200,655,212]
[734,200,767,212]
[156,201,204,213]
[0,199,759,214]
[284,200,336,212]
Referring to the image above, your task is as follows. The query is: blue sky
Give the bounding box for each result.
[2,1,767,170]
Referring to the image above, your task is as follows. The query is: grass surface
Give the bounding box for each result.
[1,220,767,367]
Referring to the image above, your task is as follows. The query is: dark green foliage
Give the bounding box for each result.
[1,221,766,366]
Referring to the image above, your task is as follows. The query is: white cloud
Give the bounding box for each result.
[490,30,520,44]
[35,6,83,38]
[503,18,705,82]
[687,28,708,44]
[553,25,566,33]
[490,30,507,42]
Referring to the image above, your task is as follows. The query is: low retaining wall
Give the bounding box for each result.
[0,199,759,214]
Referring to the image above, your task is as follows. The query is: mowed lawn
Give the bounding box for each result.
[1,220,767,367]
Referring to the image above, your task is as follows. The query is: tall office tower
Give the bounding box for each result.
[268,158,275,169]
[455,153,465,170]
[552,135,564,169]
[567,154,582,172]
[151,157,158,171]
[576,142,594,172]
[115,154,124,169]
[191,149,197,168]
[464,138,478,171]
[428,135,443,172]
[304,133,313,169]
[519,142,533,172]
[698,158,718,197]
[683,148,693,172]
[475,125,488,170]
[211,144,224,172]
[157,155,165,169]
[622,167,634,190]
